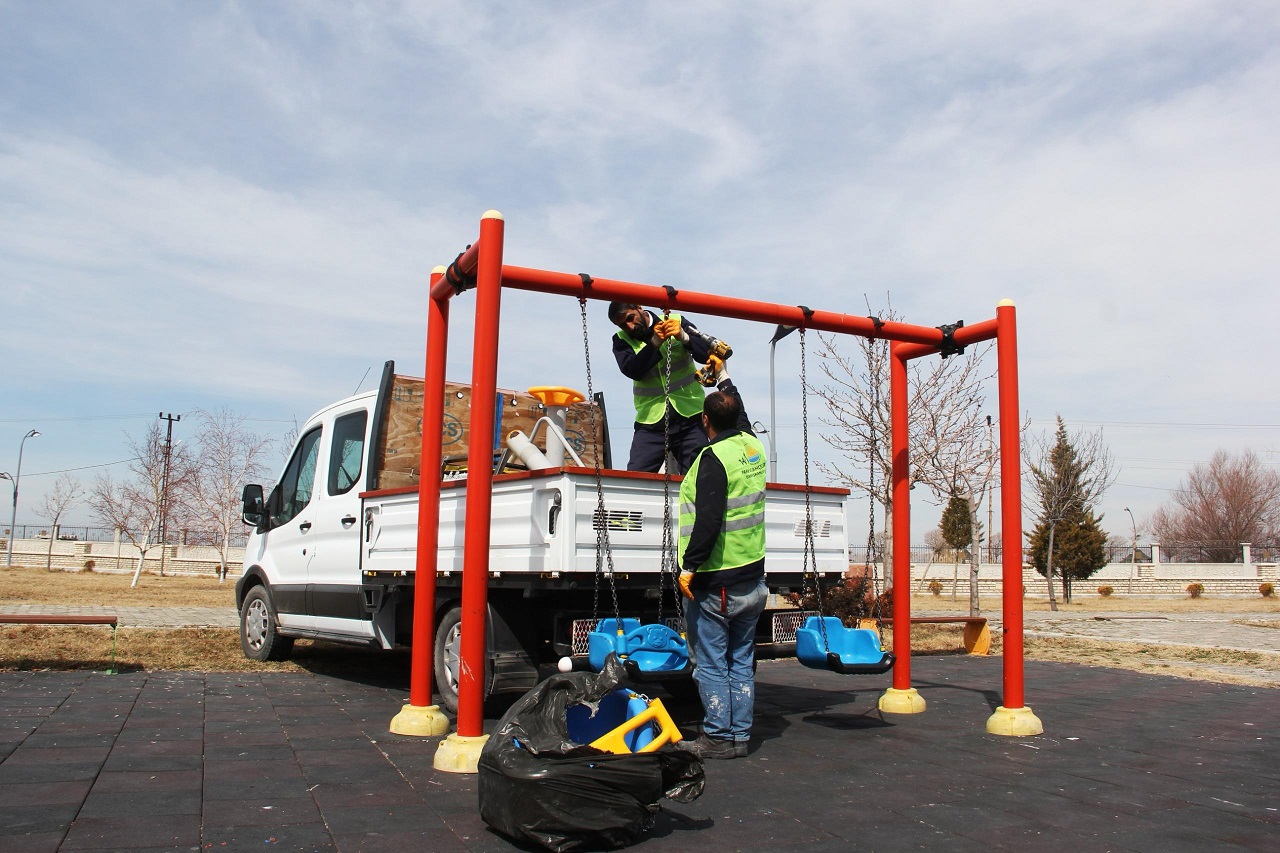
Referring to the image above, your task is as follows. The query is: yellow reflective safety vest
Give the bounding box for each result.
[615,313,703,424]
[677,431,768,574]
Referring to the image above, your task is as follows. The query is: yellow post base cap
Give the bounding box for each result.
[433,733,490,774]
[389,703,450,737]
[878,687,927,715]
[986,705,1044,736]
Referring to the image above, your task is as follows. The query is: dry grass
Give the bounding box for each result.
[3,568,1279,688]
[0,565,236,608]
[910,593,1280,615]
[0,625,410,679]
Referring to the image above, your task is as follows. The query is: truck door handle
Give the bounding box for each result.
[341,515,358,527]
[299,521,312,532]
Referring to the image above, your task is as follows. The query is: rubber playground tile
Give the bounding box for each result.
[59,813,200,851]
[204,741,297,762]
[0,802,81,836]
[331,827,473,853]
[99,750,203,773]
[90,767,202,793]
[202,757,304,781]
[201,775,314,802]
[0,778,93,806]
[306,780,428,811]
[0,831,66,853]
[201,794,325,828]
[200,822,336,851]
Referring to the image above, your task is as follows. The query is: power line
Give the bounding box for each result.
[25,458,141,477]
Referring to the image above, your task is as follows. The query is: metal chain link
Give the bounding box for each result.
[868,344,885,644]
[799,328,829,649]
[657,308,677,627]
[579,298,621,626]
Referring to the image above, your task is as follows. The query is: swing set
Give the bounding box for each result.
[405,211,1043,774]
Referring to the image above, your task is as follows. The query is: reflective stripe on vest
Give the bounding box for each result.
[677,432,768,574]
[615,312,704,423]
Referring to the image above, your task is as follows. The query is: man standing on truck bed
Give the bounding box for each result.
[608,302,733,473]
[674,356,767,760]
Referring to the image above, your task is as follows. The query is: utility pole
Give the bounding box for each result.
[158,413,180,575]
[986,415,995,563]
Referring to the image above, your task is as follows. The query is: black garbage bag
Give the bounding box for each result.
[478,654,705,852]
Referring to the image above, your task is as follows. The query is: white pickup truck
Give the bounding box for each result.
[237,362,854,710]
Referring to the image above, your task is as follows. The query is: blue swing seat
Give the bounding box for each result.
[795,615,895,675]
[587,618,691,678]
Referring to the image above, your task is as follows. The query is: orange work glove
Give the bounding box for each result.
[678,571,695,599]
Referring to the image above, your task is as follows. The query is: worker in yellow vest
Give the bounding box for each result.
[674,357,767,760]
[608,302,732,473]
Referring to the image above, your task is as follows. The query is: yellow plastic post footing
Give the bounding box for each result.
[878,687,927,715]
[389,704,450,737]
[527,386,586,407]
[433,733,490,774]
[986,706,1044,736]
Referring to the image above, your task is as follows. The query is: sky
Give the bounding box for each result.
[2,1,1278,547]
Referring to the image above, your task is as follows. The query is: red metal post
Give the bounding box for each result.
[889,343,912,689]
[408,271,449,708]
[996,300,1026,708]
[456,212,505,738]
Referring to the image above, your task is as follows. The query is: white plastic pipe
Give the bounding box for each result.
[506,430,551,470]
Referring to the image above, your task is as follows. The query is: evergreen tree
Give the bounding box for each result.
[1028,509,1109,601]
[1024,415,1115,609]
[940,494,976,601]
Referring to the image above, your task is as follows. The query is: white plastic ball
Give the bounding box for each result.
[557,656,574,673]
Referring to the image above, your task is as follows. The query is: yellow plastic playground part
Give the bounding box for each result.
[527,386,585,407]
[588,696,683,755]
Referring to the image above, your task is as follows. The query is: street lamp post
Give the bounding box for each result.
[768,325,798,482]
[1124,507,1137,594]
[5,429,41,567]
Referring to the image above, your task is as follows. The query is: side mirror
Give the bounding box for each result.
[242,484,265,528]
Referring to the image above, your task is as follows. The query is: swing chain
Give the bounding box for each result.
[657,308,678,629]
[866,355,884,644]
[579,297,622,627]
[798,328,830,650]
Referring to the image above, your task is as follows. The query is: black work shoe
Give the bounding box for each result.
[679,735,736,760]
[733,740,749,757]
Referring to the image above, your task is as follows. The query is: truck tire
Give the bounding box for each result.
[241,585,294,662]
[433,605,492,714]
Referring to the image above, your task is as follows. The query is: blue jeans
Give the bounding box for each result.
[685,577,768,743]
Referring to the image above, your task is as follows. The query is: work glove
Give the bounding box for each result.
[653,319,674,342]
[678,571,695,599]
[663,317,687,343]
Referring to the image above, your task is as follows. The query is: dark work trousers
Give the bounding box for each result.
[626,412,708,474]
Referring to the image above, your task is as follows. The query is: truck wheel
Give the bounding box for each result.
[433,606,493,714]
[241,585,294,662]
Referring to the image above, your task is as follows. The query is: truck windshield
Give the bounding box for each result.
[276,427,322,526]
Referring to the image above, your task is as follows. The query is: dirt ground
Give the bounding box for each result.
[2,566,1278,687]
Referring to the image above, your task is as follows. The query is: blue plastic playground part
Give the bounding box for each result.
[565,688,655,752]
[795,615,895,675]
[586,618,690,675]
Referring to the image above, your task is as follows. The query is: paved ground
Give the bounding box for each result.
[1,651,1277,851]
[0,605,239,629]
[1017,610,1280,653]
[3,604,1278,652]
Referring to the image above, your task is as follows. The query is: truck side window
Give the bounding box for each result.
[328,410,368,496]
[274,427,322,527]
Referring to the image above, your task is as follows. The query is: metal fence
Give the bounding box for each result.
[3,524,249,547]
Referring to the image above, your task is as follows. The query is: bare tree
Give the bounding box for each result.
[1023,416,1116,610]
[89,423,195,587]
[809,302,995,587]
[1150,449,1280,562]
[33,473,84,570]
[184,408,273,580]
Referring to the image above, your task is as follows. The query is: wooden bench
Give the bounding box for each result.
[878,616,991,655]
[0,614,120,673]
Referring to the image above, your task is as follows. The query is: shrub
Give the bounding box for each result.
[1260,582,1275,598]
[1097,585,1113,597]
[82,559,95,573]
[1186,582,1205,599]
[928,579,944,596]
